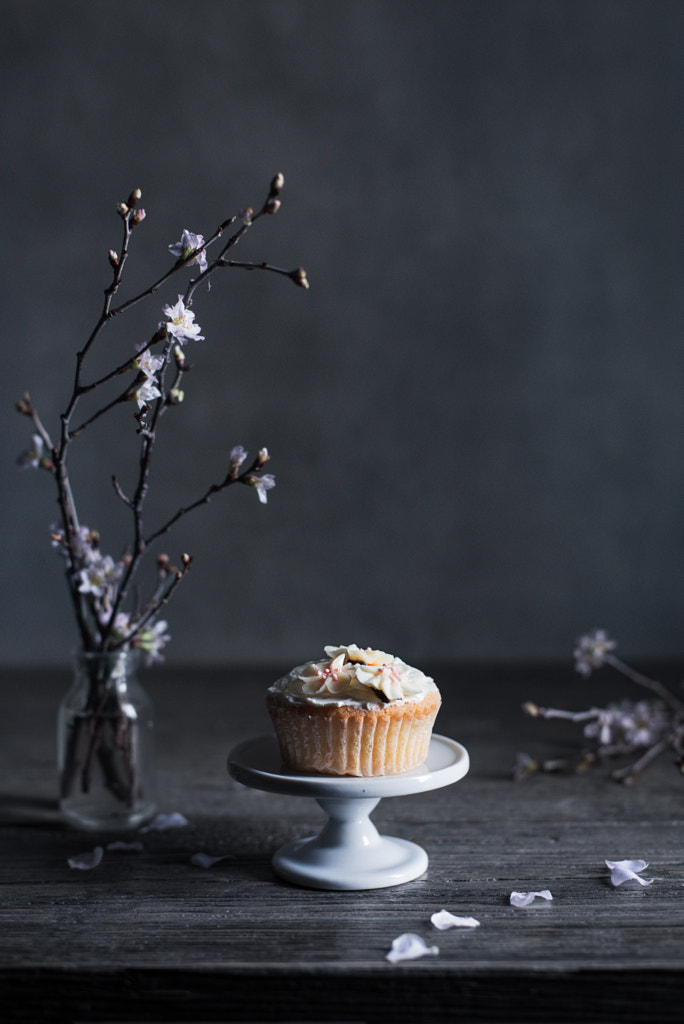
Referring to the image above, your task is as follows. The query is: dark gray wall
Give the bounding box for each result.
[4,0,683,667]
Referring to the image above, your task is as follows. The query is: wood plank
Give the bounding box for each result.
[1,663,683,1021]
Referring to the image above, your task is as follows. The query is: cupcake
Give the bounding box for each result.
[266,644,441,777]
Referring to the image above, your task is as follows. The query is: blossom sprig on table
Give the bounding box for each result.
[17,175,307,663]
[515,629,684,784]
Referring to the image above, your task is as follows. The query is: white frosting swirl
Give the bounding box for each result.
[269,644,435,707]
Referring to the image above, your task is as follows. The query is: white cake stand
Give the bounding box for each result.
[227,733,469,890]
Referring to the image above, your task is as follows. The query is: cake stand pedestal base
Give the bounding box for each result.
[273,796,428,890]
[228,734,469,891]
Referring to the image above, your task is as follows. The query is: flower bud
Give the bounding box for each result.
[130,208,146,226]
[117,201,129,218]
[108,249,119,268]
[239,207,252,225]
[127,188,142,208]
[270,172,285,195]
[264,197,281,215]
[229,444,248,478]
[290,266,309,289]
[181,552,193,567]
[16,393,32,416]
[256,447,270,466]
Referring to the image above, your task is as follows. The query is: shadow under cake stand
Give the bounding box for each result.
[228,733,470,890]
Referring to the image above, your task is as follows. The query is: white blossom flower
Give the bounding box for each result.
[168,229,208,273]
[160,295,205,345]
[136,619,171,664]
[621,702,669,746]
[386,933,439,963]
[16,434,46,469]
[583,700,668,748]
[134,375,162,409]
[51,524,100,566]
[77,554,123,598]
[605,859,653,887]
[253,473,276,504]
[109,611,132,638]
[135,349,164,379]
[574,629,616,677]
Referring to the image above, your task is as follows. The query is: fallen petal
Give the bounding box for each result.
[106,841,144,852]
[386,933,439,963]
[139,812,190,832]
[510,889,553,907]
[431,909,480,930]
[605,859,654,886]
[191,852,226,869]
[68,846,104,870]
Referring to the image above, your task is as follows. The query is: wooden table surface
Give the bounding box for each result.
[1,660,684,1023]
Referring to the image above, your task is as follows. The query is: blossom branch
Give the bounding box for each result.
[99,342,174,645]
[16,393,55,455]
[604,653,684,716]
[219,259,310,289]
[143,450,267,548]
[67,386,131,440]
[518,629,684,785]
[111,174,290,317]
[77,329,167,399]
[108,211,241,319]
[111,475,133,508]
[18,173,305,662]
[610,734,674,785]
[109,555,192,652]
[523,702,602,724]
[63,193,140,419]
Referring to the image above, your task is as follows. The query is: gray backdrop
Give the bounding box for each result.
[3,0,683,668]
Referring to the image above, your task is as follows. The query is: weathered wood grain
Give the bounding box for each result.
[1,662,683,1022]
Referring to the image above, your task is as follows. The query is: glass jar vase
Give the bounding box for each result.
[58,649,157,830]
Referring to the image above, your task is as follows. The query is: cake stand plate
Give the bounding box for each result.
[228,733,469,890]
